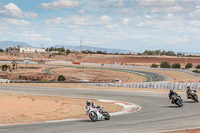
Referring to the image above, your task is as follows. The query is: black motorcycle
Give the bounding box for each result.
[171,94,183,107]
[190,91,199,103]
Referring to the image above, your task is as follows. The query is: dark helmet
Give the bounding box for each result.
[86,100,92,106]
[187,86,190,91]
[170,89,174,93]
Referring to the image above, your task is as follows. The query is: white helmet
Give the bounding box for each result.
[86,100,92,106]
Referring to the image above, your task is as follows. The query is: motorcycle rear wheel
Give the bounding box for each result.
[104,112,110,120]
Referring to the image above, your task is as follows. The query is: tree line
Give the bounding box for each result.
[150,62,200,69]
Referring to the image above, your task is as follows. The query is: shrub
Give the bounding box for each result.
[185,63,193,69]
[192,70,200,73]
[58,75,66,81]
[160,61,171,68]
[196,64,200,69]
[172,63,181,69]
[150,63,158,68]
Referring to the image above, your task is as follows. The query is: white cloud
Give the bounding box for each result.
[104,24,119,29]
[145,15,152,19]
[77,9,85,14]
[22,33,42,38]
[122,18,130,25]
[99,15,111,23]
[40,0,80,9]
[139,0,174,7]
[3,18,31,26]
[45,15,112,26]
[118,8,135,14]
[0,3,38,18]
[188,20,200,26]
[189,9,200,18]
[163,6,184,12]
[45,17,65,24]
[102,0,124,8]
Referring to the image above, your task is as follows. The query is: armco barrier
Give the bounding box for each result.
[88,82,200,90]
[0,79,10,83]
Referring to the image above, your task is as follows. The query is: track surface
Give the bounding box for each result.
[0,86,200,133]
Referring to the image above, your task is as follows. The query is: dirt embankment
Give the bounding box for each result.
[0,93,122,124]
[80,55,200,67]
[51,67,147,83]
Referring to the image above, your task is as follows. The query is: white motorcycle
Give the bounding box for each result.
[86,106,110,122]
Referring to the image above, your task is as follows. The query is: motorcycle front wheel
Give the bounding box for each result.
[89,112,98,122]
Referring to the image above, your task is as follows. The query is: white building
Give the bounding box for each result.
[20,47,45,53]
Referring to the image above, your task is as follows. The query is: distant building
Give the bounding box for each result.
[6,47,20,53]
[20,47,45,53]
[7,46,45,53]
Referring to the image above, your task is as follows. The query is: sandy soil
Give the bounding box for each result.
[0,93,122,124]
[0,64,59,81]
[80,55,200,67]
[51,67,147,83]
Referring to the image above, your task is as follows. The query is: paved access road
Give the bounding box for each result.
[0,86,200,133]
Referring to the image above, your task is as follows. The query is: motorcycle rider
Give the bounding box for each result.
[86,100,104,115]
[169,89,182,104]
[186,86,196,99]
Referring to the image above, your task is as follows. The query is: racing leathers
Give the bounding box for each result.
[186,89,197,99]
[86,102,104,115]
[169,91,182,104]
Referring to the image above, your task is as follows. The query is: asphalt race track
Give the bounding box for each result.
[0,86,200,133]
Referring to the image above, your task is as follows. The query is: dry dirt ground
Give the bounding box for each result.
[0,64,58,81]
[0,92,122,124]
[79,55,200,68]
[51,67,146,83]
[0,63,146,83]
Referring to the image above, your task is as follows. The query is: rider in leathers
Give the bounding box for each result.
[169,89,182,104]
[186,86,197,99]
[86,100,104,115]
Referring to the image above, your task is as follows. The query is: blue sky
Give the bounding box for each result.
[0,0,200,52]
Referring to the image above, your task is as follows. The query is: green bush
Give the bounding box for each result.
[172,63,181,69]
[58,75,66,81]
[150,63,158,68]
[185,63,193,69]
[192,70,200,73]
[196,64,200,69]
[160,61,171,68]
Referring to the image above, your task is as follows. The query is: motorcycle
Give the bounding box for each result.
[86,106,110,122]
[189,90,199,103]
[171,94,183,107]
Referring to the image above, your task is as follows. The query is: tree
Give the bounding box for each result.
[196,64,200,69]
[66,49,70,54]
[150,63,158,68]
[172,63,181,69]
[0,49,4,52]
[160,61,171,68]
[2,65,9,71]
[185,63,193,69]
[58,75,66,81]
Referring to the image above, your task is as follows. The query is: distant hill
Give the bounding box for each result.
[52,45,136,54]
[0,41,32,50]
